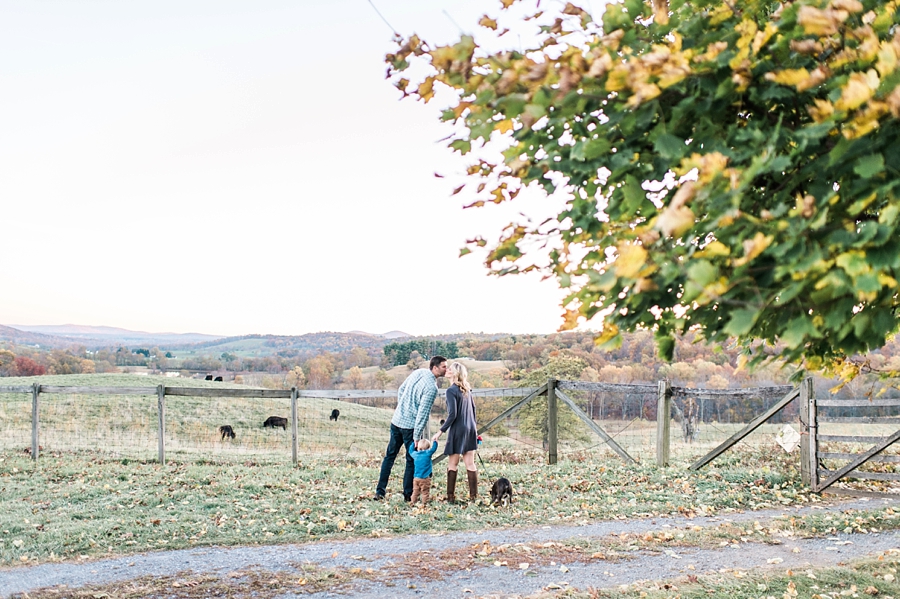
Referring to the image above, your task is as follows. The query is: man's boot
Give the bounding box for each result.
[446,469,457,504]
[466,469,478,502]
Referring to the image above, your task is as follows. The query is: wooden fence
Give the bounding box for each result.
[2,380,802,471]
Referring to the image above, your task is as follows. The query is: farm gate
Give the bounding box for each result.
[810,377,900,496]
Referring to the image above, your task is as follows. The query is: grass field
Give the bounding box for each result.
[0,444,809,567]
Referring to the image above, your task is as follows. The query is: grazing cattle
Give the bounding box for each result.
[329,409,340,422]
[490,477,514,506]
[205,375,213,381]
[214,376,223,382]
[263,416,288,430]
[219,425,236,440]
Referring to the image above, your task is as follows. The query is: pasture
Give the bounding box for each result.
[0,444,807,567]
[0,374,806,465]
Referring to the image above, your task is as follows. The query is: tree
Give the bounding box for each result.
[286,366,307,389]
[516,356,591,448]
[14,356,46,377]
[389,0,900,380]
[305,356,334,389]
[0,349,14,376]
[374,368,393,389]
[346,366,364,389]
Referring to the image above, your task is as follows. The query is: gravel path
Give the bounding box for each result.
[4,496,899,598]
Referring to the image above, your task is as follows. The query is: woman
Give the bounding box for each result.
[432,362,478,503]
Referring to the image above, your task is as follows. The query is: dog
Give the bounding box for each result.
[329,409,340,421]
[219,425,236,440]
[263,416,288,430]
[490,477,513,506]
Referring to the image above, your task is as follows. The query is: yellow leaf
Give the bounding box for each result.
[765,68,812,87]
[614,244,648,278]
[752,22,778,54]
[696,240,730,257]
[835,72,873,111]
[798,5,848,36]
[500,0,516,7]
[830,0,863,13]
[808,99,835,122]
[479,15,498,30]
[656,206,695,237]
[708,3,734,25]
[494,119,514,133]
[417,77,435,103]
[733,232,773,266]
[877,41,898,77]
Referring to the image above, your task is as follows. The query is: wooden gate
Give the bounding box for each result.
[811,380,900,495]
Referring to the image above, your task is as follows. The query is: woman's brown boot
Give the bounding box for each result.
[466,469,478,502]
[446,469,457,504]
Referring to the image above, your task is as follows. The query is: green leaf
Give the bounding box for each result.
[450,139,471,155]
[854,153,885,179]
[723,309,759,336]
[782,316,816,349]
[653,134,687,161]
[656,335,675,361]
[687,260,718,286]
[571,137,611,162]
[621,176,645,216]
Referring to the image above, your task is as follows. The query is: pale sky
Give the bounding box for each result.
[1,0,576,338]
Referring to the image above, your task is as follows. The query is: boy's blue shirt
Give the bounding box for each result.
[409,441,438,478]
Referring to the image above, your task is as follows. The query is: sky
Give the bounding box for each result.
[0,0,581,338]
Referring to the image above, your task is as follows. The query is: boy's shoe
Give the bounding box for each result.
[372,494,385,501]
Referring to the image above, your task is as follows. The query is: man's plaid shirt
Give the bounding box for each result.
[391,368,438,440]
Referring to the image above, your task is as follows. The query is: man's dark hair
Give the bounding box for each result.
[429,356,447,370]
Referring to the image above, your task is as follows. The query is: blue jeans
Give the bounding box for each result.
[376,424,414,499]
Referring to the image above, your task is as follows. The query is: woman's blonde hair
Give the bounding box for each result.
[448,362,471,395]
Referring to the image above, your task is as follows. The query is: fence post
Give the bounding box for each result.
[291,388,299,466]
[656,380,671,467]
[157,384,166,465]
[31,383,40,461]
[548,378,558,465]
[800,377,816,489]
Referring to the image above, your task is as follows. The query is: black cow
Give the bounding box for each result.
[205,375,213,381]
[214,376,223,382]
[263,416,288,430]
[329,409,340,422]
[219,425,236,440]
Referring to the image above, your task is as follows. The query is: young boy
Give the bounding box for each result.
[408,439,438,504]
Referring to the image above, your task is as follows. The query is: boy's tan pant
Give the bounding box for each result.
[411,477,432,504]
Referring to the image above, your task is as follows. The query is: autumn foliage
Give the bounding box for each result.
[389,0,900,379]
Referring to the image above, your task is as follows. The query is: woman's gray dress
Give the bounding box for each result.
[440,384,477,455]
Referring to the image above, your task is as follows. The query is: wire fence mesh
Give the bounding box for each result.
[0,389,33,455]
[668,386,799,464]
[2,381,809,471]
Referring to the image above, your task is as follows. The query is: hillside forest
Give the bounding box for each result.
[2,327,899,403]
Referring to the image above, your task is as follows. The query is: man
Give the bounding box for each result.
[374,355,448,501]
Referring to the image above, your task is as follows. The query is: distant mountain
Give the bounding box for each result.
[346,330,411,339]
[181,331,393,355]
[7,324,222,347]
[0,325,75,347]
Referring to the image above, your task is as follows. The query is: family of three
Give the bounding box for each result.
[374,355,479,504]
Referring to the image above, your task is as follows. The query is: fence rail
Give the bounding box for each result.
[3,380,806,470]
